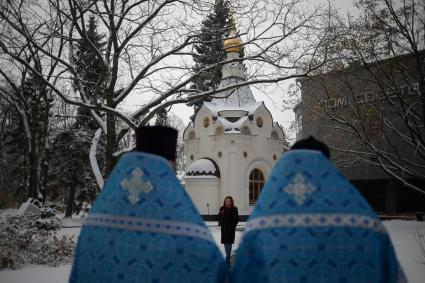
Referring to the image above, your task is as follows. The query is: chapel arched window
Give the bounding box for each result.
[188,131,196,139]
[215,126,224,135]
[256,117,263,128]
[203,117,210,128]
[249,169,265,205]
[241,126,251,135]
[271,130,279,139]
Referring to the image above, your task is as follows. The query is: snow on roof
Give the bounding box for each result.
[203,101,263,118]
[217,116,248,132]
[226,129,242,133]
[184,175,219,179]
[211,77,256,107]
[186,159,220,177]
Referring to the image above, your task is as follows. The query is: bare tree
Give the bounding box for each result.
[297,0,425,195]
[0,0,336,190]
[0,14,58,200]
[0,91,24,206]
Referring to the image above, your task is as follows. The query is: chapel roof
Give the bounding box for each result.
[186,158,220,178]
[209,27,255,107]
[203,101,263,118]
[223,30,243,53]
[216,116,249,132]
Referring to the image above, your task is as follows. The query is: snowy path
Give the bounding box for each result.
[0,265,71,283]
[384,220,425,283]
[0,220,424,283]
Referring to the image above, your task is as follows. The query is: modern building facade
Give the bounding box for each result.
[294,52,425,213]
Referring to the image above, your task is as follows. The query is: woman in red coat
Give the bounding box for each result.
[218,196,239,265]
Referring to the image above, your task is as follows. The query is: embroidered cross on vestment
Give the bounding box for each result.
[283,173,316,205]
[120,167,153,204]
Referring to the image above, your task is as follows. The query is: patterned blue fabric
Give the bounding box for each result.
[232,150,406,283]
[69,152,228,283]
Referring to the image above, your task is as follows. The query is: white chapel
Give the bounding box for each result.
[183,30,285,216]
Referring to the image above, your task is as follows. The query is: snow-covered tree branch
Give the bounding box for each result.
[296,0,425,195]
[0,0,338,195]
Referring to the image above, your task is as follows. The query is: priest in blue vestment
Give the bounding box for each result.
[232,136,406,283]
[69,126,228,283]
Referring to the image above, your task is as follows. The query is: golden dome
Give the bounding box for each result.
[224,30,243,53]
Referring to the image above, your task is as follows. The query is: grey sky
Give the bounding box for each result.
[123,0,359,140]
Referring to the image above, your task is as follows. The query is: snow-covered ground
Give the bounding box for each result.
[384,220,425,283]
[1,220,424,283]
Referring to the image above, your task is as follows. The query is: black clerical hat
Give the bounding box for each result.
[290,136,330,158]
[135,126,178,161]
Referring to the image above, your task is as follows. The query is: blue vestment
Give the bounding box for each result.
[232,150,406,283]
[69,152,228,283]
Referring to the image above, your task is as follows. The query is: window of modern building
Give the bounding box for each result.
[249,168,265,205]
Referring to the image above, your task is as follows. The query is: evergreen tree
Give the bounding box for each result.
[188,0,233,121]
[23,72,52,200]
[0,97,28,203]
[48,127,103,217]
[49,16,107,216]
[0,66,53,202]
[73,15,107,130]
[155,109,169,126]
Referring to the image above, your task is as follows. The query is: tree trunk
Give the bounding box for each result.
[90,128,104,190]
[40,93,51,203]
[40,159,48,203]
[28,96,41,199]
[28,130,38,199]
[65,171,78,218]
[105,108,116,175]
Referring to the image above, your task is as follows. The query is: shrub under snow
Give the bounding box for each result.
[0,211,75,269]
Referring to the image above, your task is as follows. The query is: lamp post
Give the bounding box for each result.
[206,203,209,216]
